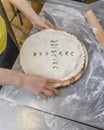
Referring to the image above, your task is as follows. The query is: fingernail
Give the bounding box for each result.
[58,81,63,85]
[57,92,61,96]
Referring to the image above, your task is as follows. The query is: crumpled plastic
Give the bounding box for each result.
[0,1,104,129]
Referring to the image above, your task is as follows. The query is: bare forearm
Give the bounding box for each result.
[0,68,61,98]
[0,68,22,86]
[9,0,37,22]
[9,0,54,30]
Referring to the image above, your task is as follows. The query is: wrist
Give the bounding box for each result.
[12,71,25,87]
[28,12,39,25]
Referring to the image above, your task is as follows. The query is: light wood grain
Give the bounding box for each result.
[86,10,104,49]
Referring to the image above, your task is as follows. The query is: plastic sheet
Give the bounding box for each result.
[0,0,104,129]
[0,99,99,130]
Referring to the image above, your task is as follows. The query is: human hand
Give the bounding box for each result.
[31,15,55,30]
[20,73,62,99]
[9,0,55,30]
[0,69,62,99]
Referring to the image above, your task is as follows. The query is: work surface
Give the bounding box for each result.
[0,0,104,130]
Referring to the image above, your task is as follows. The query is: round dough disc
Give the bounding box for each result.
[20,29,88,87]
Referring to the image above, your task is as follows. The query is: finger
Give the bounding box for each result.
[45,84,61,96]
[38,92,48,99]
[42,89,55,97]
[47,78,62,84]
[37,21,54,30]
[41,24,52,30]
[38,26,45,30]
[41,16,54,28]
[36,24,48,30]
[45,20,55,28]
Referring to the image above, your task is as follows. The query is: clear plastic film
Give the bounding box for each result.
[0,0,104,129]
[0,99,99,130]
